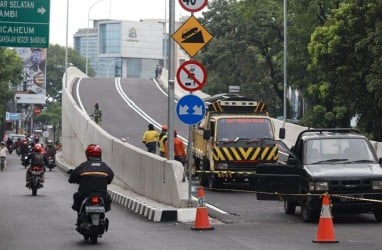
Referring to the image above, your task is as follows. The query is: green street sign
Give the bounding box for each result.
[0,0,50,48]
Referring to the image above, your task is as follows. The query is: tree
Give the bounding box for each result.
[0,48,23,138]
[197,0,284,116]
[46,44,92,103]
[32,44,90,141]
[307,0,382,139]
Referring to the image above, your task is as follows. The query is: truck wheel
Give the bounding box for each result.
[374,210,382,222]
[284,201,296,215]
[300,202,317,222]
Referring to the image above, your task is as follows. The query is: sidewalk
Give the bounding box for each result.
[56,152,196,223]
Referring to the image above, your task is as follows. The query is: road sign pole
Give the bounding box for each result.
[167,0,176,160]
[187,125,193,203]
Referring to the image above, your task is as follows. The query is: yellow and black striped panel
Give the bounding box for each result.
[211,146,278,161]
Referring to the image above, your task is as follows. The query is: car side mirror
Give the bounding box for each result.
[203,129,211,140]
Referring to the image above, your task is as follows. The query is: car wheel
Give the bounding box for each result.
[374,210,382,222]
[300,201,318,223]
[284,201,296,215]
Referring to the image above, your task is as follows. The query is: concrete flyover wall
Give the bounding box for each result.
[61,67,188,208]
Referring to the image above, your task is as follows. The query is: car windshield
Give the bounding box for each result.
[216,118,273,141]
[305,138,377,165]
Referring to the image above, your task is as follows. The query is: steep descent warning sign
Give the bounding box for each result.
[172,15,213,57]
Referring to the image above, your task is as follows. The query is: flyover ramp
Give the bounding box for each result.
[61,66,194,222]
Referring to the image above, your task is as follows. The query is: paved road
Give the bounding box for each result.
[2,153,382,249]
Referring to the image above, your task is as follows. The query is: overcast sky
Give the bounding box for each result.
[50,0,194,47]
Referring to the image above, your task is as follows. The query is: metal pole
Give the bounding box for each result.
[167,0,175,160]
[164,0,168,69]
[86,0,106,76]
[283,0,288,128]
[187,125,193,203]
[65,0,69,88]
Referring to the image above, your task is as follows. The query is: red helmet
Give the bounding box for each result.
[34,143,43,153]
[86,144,102,158]
[161,125,168,131]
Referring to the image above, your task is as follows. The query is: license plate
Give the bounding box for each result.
[85,206,105,213]
[31,171,42,175]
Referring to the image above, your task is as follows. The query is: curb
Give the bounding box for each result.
[107,189,180,222]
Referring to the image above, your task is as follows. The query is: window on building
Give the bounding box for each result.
[99,23,121,55]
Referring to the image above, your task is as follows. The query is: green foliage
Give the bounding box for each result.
[307,0,382,139]
[34,101,61,126]
[46,44,91,103]
[0,48,23,135]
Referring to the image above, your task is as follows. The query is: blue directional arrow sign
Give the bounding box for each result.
[176,94,206,125]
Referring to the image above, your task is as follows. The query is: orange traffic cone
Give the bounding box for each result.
[312,194,338,243]
[191,186,214,231]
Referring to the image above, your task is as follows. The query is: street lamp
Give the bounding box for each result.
[86,0,107,76]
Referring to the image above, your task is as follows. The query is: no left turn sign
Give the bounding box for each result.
[179,0,208,12]
[176,60,207,92]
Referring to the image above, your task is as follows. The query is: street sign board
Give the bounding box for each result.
[176,60,207,92]
[176,94,206,125]
[172,15,213,57]
[0,0,50,48]
[179,0,208,12]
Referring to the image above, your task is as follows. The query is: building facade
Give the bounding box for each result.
[74,19,168,78]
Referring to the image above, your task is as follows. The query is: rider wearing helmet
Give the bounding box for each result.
[68,144,114,212]
[26,143,47,187]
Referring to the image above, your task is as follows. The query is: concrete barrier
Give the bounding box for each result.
[61,67,188,208]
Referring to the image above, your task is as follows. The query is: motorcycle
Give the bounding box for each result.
[16,146,21,156]
[21,154,30,168]
[46,155,56,171]
[76,195,109,244]
[7,144,13,154]
[26,165,44,196]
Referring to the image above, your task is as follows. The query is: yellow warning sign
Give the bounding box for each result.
[172,15,213,58]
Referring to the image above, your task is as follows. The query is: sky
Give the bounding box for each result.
[49,0,194,47]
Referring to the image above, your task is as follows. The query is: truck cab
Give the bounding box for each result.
[256,128,382,222]
[192,93,282,189]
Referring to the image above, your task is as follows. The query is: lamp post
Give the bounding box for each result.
[86,0,107,76]
[283,0,288,127]
[65,0,69,88]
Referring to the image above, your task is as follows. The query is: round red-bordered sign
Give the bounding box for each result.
[176,60,207,92]
[178,0,208,13]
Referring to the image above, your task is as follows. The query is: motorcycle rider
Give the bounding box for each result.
[6,137,13,152]
[25,143,46,187]
[20,139,30,158]
[45,140,56,163]
[68,144,114,213]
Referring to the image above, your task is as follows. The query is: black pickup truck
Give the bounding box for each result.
[256,128,382,222]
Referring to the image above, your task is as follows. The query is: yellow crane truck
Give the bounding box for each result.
[192,93,283,189]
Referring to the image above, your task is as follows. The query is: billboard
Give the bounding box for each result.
[15,48,47,104]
